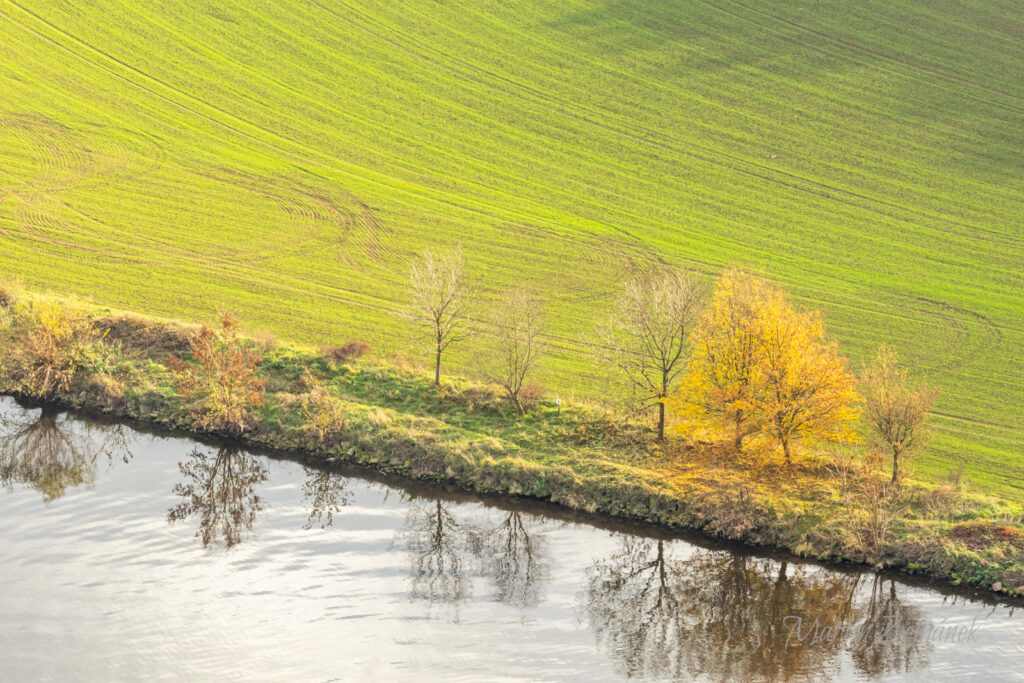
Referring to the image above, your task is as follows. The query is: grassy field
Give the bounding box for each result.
[0,0,1021,498]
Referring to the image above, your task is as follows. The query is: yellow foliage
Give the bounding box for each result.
[3,295,97,397]
[670,267,859,462]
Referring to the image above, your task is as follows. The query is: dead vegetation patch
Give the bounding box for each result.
[950,520,1024,550]
[94,314,195,358]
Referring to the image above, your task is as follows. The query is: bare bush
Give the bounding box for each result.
[321,341,371,364]
[407,246,472,385]
[833,449,905,563]
[297,370,347,448]
[2,296,97,397]
[166,312,266,434]
[489,289,543,414]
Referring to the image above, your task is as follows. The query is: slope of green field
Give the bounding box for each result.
[0,0,1021,497]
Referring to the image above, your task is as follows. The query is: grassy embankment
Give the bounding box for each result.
[0,0,1021,498]
[1,289,1022,597]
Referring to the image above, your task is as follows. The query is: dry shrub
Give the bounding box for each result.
[910,484,961,517]
[440,384,503,413]
[518,382,544,410]
[94,313,195,357]
[322,341,371,364]
[249,328,278,353]
[297,370,347,448]
[832,450,905,562]
[950,520,1024,550]
[3,295,97,397]
[166,313,266,434]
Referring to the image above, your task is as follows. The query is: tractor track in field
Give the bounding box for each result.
[717,0,1024,111]
[0,112,168,257]
[8,0,1015,278]
[888,293,1004,375]
[324,0,1016,249]
[191,166,393,268]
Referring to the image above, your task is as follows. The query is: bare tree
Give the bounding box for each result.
[490,289,543,414]
[601,269,704,440]
[407,246,471,385]
[860,346,940,484]
[168,446,268,549]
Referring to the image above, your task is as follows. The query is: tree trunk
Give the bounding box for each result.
[657,401,665,441]
[434,341,441,386]
[782,437,791,465]
[510,391,524,415]
[733,410,744,451]
[891,446,901,484]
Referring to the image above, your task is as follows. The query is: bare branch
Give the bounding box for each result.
[599,268,705,439]
[406,246,472,385]
[489,289,543,414]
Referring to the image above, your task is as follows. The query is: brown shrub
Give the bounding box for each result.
[950,520,1024,550]
[166,312,266,434]
[831,450,905,563]
[94,314,195,357]
[322,341,371,364]
[518,382,544,410]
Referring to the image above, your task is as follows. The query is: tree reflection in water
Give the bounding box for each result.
[850,575,930,677]
[581,537,932,681]
[0,404,132,502]
[399,500,476,609]
[167,447,268,549]
[302,467,351,529]
[479,510,548,608]
[398,501,550,617]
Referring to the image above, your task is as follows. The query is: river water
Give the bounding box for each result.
[0,396,1020,681]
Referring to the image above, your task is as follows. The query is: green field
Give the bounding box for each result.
[0,0,1021,498]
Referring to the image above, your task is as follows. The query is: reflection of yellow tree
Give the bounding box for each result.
[0,405,131,502]
[302,468,350,529]
[480,511,547,608]
[582,539,924,681]
[167,447,268,549]
[670,553,860,681]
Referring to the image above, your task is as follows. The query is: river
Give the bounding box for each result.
[0,396,1020,681]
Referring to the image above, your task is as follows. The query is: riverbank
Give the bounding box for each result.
[1,290,1022,597]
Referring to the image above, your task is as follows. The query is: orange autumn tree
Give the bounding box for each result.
[671,267,859,462]
[674,267,773,450]
[759,300,860,463]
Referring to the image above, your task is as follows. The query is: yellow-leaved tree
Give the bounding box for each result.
[759,302,860,463]
[674,267,773,450]
[671,267,859,462]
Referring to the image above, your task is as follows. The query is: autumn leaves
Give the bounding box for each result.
[663,267,936,476]
[672,267,859,463]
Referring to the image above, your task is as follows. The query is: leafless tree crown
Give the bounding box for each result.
[491,289,543,414]
[407,246,472,384]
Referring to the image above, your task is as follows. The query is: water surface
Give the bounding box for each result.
[0,397,1020,681]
